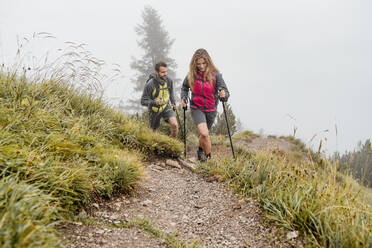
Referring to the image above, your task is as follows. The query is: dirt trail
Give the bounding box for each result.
[61,146,303,247]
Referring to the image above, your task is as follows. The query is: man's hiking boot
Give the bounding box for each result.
[197,147,206,162]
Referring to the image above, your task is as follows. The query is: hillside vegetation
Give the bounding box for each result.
[334,139,372,188]
[1,67,371,247]
[197,144,372,247]
[0,70,182,247]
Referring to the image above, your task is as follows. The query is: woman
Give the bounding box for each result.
[181,48,230,161]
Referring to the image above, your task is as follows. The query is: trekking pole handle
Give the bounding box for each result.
[218,88,227,102]
[181,98,188,110]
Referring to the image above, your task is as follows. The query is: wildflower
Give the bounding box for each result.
[115,166,119,169]
[21,99,30,106]
[114,155,119,159]
[56,147,61,151]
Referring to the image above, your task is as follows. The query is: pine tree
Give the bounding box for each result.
[212,103,237,136]
[337,139,372,187]
[126,6,179,113]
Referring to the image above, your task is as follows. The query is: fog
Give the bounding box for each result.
[1,0,371,154]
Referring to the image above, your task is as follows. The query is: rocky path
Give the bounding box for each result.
[61,156,303,248]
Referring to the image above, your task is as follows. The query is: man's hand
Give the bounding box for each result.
[155,98,163,106]
[172,103,177,110]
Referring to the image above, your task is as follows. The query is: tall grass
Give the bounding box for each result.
[0,177,60,247]
[199,149,372,247]
[0,36,182,247]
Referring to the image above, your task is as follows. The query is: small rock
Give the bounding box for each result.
[109,214,120,220]
[165,159,181,169]
[178,159,196,170]
[142,199,152,206]
[287,230,298,240]
[151,167,162,173]
[196,218,203,224]
[79,209,87,217]
[153,163,165,170]
[95,229,105,235]
[158,162,166,167]
[148,187,155,192]
[92,203,99,209]
[188,157,197,163]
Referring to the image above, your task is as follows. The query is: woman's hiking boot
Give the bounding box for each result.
[197,147,206,162]
[205,153,211,160]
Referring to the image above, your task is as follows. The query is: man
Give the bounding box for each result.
[141,61,178,138]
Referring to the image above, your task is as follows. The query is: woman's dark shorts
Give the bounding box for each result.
[190,108,217,130]
[148,105,175,130]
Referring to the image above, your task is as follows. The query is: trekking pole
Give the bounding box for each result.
[173,105,182,138]
[219,89,235,159]
[174,106,181,129]
[183,105,187,158]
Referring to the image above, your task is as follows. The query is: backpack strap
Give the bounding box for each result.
[145,75,159,99]
[150,77,171,99]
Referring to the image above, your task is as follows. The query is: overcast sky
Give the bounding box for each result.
[1,0,371,154]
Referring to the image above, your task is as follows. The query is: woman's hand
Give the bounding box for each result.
[218,90,226,99]
[181,99,187,108]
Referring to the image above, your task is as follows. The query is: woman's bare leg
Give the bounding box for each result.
[197,122,211,155]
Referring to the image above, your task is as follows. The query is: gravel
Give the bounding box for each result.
[61,159,304,248]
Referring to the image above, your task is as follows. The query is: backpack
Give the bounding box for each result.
[146,75,171,113]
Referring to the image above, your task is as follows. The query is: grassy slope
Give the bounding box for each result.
[2,70,371,247]
[198,136,372,247]
[0,72,182,247]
